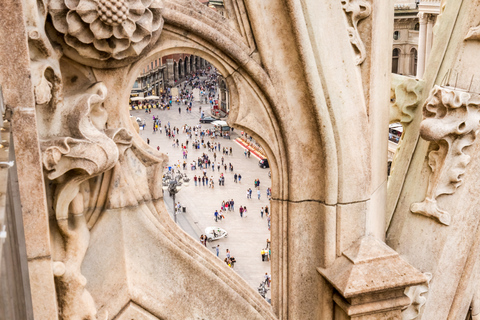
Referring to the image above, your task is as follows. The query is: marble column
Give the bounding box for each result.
[425,14,434,67]
[416,12,428,79]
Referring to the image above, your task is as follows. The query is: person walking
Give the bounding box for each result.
[238,174,242,183]
[216,245,220,257]
[239,206,244,218]
[261,207,264,218]
[261,248,265,261]
[214,210,219,222]
[234,173,237,183]
[230,199,234,211]
[246,189,250,199]
[243,206,247,217]
[257,189,261,200]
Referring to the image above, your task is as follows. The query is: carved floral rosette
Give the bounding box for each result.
[48,0,164,62]
[410,85,480,225]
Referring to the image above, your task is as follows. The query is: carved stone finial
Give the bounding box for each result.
[48,0,164,63]
[341,0,372,65]
[410,85,480,226]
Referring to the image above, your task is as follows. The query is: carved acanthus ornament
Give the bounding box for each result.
[390,74,425,125]
[40,82,132,320]
[402,273,432,320]
[48,0,164,62]
[388,74,424,177]
[341,0,371,65]
[410,86,480,226]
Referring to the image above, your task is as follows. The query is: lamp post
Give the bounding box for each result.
[162,169,190,223]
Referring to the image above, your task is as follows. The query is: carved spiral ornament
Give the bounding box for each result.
[49,0,164,62]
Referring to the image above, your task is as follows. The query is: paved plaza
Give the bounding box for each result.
[130,81,272,297]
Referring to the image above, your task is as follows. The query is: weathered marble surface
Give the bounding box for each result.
[1,0,462,318]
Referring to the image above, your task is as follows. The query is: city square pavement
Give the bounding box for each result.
[130,82,272,297]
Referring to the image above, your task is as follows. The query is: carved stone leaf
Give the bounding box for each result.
[402,273,432,320]
[410,86,480,226]
[390,74,425,125]
[341,0,371,65]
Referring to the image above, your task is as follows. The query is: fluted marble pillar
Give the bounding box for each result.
[416,12,428,79]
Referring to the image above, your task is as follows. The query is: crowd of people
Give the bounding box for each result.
[138,65,272,294]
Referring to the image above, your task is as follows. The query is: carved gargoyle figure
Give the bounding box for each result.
[410,85,480,226]
[41,82,132,319]
[341,0,371,65]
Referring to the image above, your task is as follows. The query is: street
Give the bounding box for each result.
[130,75,272,297]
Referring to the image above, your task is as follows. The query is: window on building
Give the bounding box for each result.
[392,48,400,74]
[393,31,400,40]
[414,23,420,31]
[410,48,418,76]
[155,60,157,67]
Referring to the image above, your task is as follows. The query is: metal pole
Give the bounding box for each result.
[173,191,176,223]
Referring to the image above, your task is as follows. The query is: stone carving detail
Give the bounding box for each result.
[402,272,432,320]
[41,82,132,319]
[49,0,164,61]
[341,0,372,65]
[388,74,424,178]
[410,86,480,225]
[390,74,425,125]
[465,21,480,41]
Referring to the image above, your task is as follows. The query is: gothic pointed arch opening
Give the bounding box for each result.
[124,47,286,310]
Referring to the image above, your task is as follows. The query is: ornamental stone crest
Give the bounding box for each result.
[48,0,164,63]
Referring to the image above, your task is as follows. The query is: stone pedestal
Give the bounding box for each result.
[318,236,427,320]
